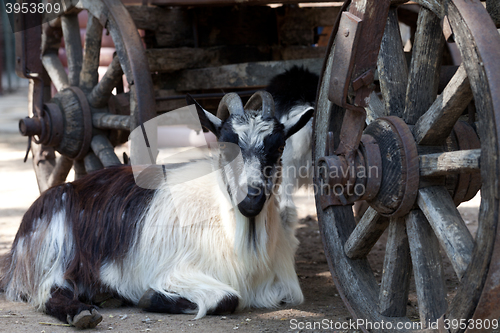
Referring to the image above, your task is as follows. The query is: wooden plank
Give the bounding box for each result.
[419,149,480,177]
[147,46,326,73]
[417,186,475,279]
[403,7,445,125]
[61,14,83,87]
[80,14,103,93]
[377,8,407,118]
[277,6,341,45]
[413,64,473,145]
[379,218,411,317]
[344,207,389,259]
[406,209,447,326]
[176,58,322,91]
[127,6,194,47]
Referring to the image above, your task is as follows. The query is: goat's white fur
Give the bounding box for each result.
[3,109,309,319]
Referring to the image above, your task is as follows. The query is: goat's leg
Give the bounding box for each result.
[45,287,103,329]
[138,289,238,315]
[138,288,197,313]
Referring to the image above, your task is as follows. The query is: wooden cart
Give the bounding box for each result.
[13,0,500,331]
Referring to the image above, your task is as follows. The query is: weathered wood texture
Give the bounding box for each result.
[47,155,73,188]
[42,53,69,91]
[413,64,473,145]
[417,186,474,279]
[147,45,326,73]
[73,159,87,180]
[90,135,122,167]
[61,14,83,87]
[404,7,445,125]
[377,8,407,118]
[176,58,322,91]
[365,92,385,125]
[80,14,103,93]
[277,6,341,45]
[128,5,340,48]
[406,209,447,326]
[344,207,389,259]
[92,113,131,131]
[88,56,123,108]
[379,218,411,317]
[419,149,480,177]
[363,120,405,215]
[84,151,105,172]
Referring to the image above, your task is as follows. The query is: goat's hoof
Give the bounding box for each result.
[138,288,156,309]
[67,308,103,329]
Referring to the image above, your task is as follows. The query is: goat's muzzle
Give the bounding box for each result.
[237,185,266,217]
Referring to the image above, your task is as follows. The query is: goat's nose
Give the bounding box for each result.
[237,185,266,218]
[247,186,262,198]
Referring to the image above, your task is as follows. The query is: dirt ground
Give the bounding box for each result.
[0,88,483,332]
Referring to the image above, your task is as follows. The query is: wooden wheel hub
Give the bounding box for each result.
[19,86,93,160]
[318,115,419,218]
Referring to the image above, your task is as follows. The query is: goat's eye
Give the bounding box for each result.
[219,143,226,149]
[278,146,284,153]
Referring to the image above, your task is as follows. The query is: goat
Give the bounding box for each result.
[0,90,313,329]
[266,66,319,225]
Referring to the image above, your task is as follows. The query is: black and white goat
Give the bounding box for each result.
[0,88,313,328]
[266,66,319,225]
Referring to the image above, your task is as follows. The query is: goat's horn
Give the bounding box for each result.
[216,93,244,120]
[244,91,275,118]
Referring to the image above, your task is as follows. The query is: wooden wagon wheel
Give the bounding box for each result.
[314,0,500,331]
[19,0,156,193]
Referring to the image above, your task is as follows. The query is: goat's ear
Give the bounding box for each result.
[186,94,222,137]
[282,107,314,139]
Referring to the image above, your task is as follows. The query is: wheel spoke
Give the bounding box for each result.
[404,7,445,125]
[47,155,73,188]
[84,151,104,172]
[379,217,411,317]
[365,91,385,125]
[61,14,83,87]
[406,209,447,326]
[417,186,474,279]
[413,64,473,145]
[42,53,69,91]
[80,14,103,93]
[88,56,123,108]
[344,206,389,259]
[377,8,407,118]
[91,135,122,167]
[419,149,480,177]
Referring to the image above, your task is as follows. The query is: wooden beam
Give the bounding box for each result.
[175,58,322,91]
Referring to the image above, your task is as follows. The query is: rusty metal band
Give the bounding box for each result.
[68,87,93,161]
[379,116,419,218]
